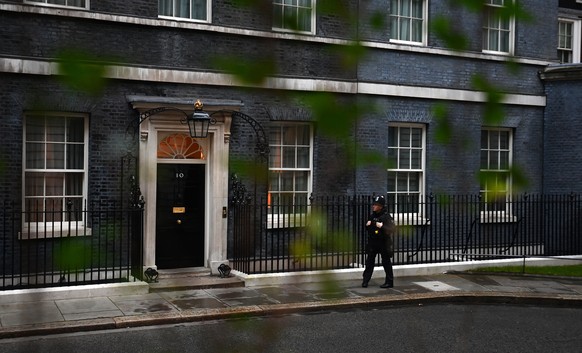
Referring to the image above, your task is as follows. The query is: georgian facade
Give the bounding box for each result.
[0,0,580,274]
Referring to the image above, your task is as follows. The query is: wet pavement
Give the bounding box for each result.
[1,270,582,339]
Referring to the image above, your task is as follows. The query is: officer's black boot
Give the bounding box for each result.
[380,281,393,288]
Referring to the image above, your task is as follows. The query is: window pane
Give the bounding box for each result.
[387,173,396,191]
[410,149,421,169]
[25,199,44,222]
[269,172,280,191]
[46,143,65,169]
[269,146,282,168]
[500,31,509,52]
[281,172,294,191]
[26,116,45,142]
[159,0,172,16]
[412,0,423,17]
[409,173,420,192]
[388,126,397,147]
[176,0,190,18]
[296,147,309,168]
[282,126,296,145]
[480,150,488,169]
[401,0,410,16]
[25,173,44,196]
[26,143,45,169]
[411,19,422,42]
[66,173,83,196]
[401,128,410,147]
[283,7,296,29]
[399,150,410,169]
[490,152,499,169]
[295,172,308,191]
[45,173,64,196]
[46,118,65,142]
[67,117,84,142]
[45,198,63,222]
[400,18,410,41]
[298,8,311,32]
[67,0,85,7]
[67,144,84,169]
[297,125,310,145]
[499,151,509,169]
[499,131,509,149]
[269,127,281,144]
[390,15,398,39]
[282,147,295,168]
[411,128,422,147]
[397,174,408,192]
[192,0,207,20]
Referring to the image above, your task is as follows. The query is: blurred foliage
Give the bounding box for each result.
[56,49,108,96]
[213,55,276,85]
[431,16,469,51]
[432,102,453,144]
[55,238,90,271]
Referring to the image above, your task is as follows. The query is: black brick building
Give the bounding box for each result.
[1,0,581,276]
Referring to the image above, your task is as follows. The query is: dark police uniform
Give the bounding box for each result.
[362,195,395,288]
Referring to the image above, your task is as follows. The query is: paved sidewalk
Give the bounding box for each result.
[1,271,582,339]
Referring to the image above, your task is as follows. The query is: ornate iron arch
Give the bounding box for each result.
[210,110,269,162]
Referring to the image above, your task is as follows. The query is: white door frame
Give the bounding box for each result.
[128,96,241,275]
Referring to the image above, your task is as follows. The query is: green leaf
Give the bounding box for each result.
[431,16,468,51]
[331,41,368,69]
[432,102,452,144]
[56,49,107,95]
[369,11,386,30]
[213,56,276,85]
[301,92,356,138]
[471,74,506,125]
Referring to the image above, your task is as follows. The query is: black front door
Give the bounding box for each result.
[156,164,205,269]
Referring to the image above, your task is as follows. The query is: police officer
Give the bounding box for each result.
[362,195,395,288]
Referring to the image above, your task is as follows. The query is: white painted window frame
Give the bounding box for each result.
[389,0,428,46]
[480,127,517,223]
[21,112,90,239]
[558,17,582,64]
[387,123,427,225]
[268,122,313,228]
[24,0,89,10]
[272,0,316,35]
[158,0,211,23]
[482,0,515,55]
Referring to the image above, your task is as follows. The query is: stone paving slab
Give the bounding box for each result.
[2,273,582,339]
[0,301,63,327]
[110,294,179,316]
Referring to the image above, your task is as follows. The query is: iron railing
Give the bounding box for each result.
[0,200,144,290]
[230,194,582,274]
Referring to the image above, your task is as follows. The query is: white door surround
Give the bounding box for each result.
[127,96,243,275]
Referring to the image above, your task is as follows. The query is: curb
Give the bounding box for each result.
[2,291,582,340]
